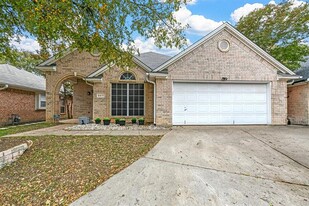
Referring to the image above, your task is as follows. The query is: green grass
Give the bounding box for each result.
[0,135,162,205]
[0,122,57,137]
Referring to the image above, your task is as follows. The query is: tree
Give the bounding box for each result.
[236,1,309,70]
[0,0,188,67]
[0,49,48,75]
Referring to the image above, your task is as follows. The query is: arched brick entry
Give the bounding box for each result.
[42,51,101,122]
[50,75,93,121]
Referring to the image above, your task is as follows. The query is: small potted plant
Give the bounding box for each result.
[115,118,120,124]
[119,119,126,126]
[95,117,101,124]
[138,117,144,125]
[131,117,137,124]
[103,117,111,125]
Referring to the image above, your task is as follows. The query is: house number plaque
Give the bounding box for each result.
[96,94,105,99]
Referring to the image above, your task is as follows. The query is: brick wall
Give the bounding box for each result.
[288,83,309,125]
[155,29,288,125]
[73,79,93,118]
[45,50,101,121]
[93,66,154,124]
[0,88,45,126]
[46,50,153,123]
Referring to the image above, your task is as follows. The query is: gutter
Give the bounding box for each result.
[0,84,8,90]
[84,78,103,83]
[287,78,309,87]
[148,73,168,79]
[145,73,156,125]
[287,80,294,85]
[83,79,94,87]
[36,66,57,72]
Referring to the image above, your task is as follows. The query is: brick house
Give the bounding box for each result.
[38,23,299,126]
[0,64,46,126]
[288,58,309,125]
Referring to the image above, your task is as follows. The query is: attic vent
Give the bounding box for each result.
[218,39,230,52]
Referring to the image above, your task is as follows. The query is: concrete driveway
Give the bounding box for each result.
[72,126,309,206]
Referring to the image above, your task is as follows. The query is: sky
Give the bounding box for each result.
[10,0,307,56]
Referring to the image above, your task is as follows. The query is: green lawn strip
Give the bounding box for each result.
[0,122,57,138]
[0,135,162,205]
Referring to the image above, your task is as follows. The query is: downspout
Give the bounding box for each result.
[146,73,156,125]
[83,79,94,120]
[0,84,8,90]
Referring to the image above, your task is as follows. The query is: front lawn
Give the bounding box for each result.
[0,122,57,137]
[0,135,161,205]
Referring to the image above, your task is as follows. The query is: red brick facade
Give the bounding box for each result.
[288,83,309,125]
[0,88,45,126]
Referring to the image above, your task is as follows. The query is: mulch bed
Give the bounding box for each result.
[0,135,161,205]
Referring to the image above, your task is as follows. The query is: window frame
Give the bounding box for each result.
[36,93,46,110]
[120,72,136,81]
[60,97,66,114]
[110,83,145,117]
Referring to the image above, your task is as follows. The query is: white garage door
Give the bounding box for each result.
[173,82,270,125]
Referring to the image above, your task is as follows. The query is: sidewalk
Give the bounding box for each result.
[4,124,169,137]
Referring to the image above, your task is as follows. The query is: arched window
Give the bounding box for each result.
[120,72,136,80]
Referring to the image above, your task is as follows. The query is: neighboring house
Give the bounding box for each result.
[288,58,309,125]
[0,64,46,126]
[38,23,299,126]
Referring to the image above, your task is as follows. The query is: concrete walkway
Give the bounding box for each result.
[71,126,309,206]
[4,124,169,137]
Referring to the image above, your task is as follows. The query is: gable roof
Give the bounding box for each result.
[87,52,171,78]
[134,52,171,70]
[0,64,45,92]
[38,49,171,74]
[153,22,296,76]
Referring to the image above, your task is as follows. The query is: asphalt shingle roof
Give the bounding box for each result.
[134,52,171,71]
[0,64,45,91]
[295,57,309,82]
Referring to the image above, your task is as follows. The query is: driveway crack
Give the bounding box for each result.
[144,156,309,187]
[241,129,309,171]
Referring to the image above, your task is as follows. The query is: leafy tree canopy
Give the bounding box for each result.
[0,0,188,67]
[0,49,48,75]
[236,0,309,70]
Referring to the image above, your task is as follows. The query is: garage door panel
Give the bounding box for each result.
[255,105,267,113]
[173,82,269,125]
[173,105,185,113]
[173,94,186,102]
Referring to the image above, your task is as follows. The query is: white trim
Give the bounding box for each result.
[267,82,272,124]
[87,57,152,79]
[39,48,77,66]
[153,22,295,76]
[36,93,46,110]
[88,64,110,78]
[36,66,57,72]
[172,80,271,84]
[84,78,103,83]
[148,73,168,78]
[277,75,302,80]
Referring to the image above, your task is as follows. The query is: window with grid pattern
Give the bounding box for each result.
[111,83,144,116]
